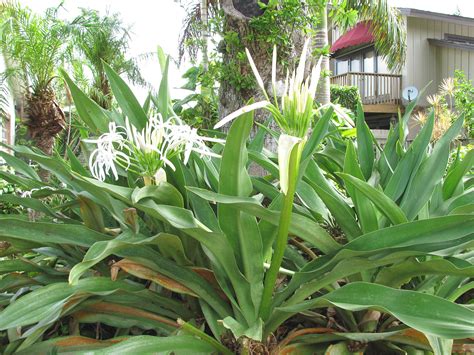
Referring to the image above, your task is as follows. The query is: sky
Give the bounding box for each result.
[17,0,474,101]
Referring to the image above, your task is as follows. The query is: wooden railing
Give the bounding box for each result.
[331,72,402,105]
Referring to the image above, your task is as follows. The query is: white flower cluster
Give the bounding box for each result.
[86,115,224,182]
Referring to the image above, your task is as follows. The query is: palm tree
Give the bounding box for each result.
[0,2,68,164]
[201,0,209,70]
[69,9,145,110]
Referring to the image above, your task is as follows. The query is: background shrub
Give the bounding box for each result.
[330,85,362,113]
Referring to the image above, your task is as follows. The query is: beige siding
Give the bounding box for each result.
[404,16,474,106]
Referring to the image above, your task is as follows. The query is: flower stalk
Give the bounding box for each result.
[259,139,304,320]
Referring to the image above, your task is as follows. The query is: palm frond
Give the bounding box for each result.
[177,0,220,64]
[0,77,10,118]
[0,1,70,94]
[68,8,146,108]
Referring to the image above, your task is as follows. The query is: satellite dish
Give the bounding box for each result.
[402,86,419,103]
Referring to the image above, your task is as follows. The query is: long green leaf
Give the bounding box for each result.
[0,151,40,180]
[443,149,474,200]
[400,116,464,220]
[217,106,263,317]
[81,335,218,354]
[305,161,362,240]
[384,111,434,201]
[0,278,143,330]
[343,141,378,233]
[157,56,170,118]
[375,258,474,288]
[338,173,408,225]
[103,62,148,130]
[61,70,109,133]
[278,282,474,339]
[356,102,374,180]
[0,217,111,247]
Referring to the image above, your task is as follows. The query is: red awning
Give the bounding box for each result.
[330,22,374,53]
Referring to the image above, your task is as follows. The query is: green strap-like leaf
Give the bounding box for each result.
[188,187,341,254]
[278,282,474,339]
[217,105,263,318]
[61,70,109,133]
[157,56,171,118]
[343,141,378,234]
[0,217,111,247]
[0,151,40,181]
[384,111,434,202]
[0,278,143,330]
[400,116,464,220]
[103,62,148,130]
[78,335,219,354]
[375,258,474,288]
[443,149,474,200]
[305,160,362,240]
[338,173,408,225]
[356,102,374,180]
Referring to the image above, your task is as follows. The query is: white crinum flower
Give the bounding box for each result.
[84,122,130,181]
[87,115,223,182]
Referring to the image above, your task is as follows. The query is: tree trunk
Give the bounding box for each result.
[315,2,330,105]
[219,0,306,157]
[26,87,65,181]
[201,0,209,71]
[219,0,278,164]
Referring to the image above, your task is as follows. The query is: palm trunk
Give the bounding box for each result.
[315,2,330,105]
[201,0,209,71]
[26,88,65,181]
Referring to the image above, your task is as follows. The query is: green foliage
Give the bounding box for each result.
[0,177,22,215]
[0,56,472,354]
[248,0,320,62]
[0,2,69,94]
[453,70,474,137]
[69,8,145,109]
[330,85,362,113]
[173,65,219,129]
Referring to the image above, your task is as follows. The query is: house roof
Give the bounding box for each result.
[330,8,474,54]
[398,8,474,26]
[330,21,374,53]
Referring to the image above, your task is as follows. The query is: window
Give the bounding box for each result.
[377,55,389,73]
[351,57,361,72]
[363,50,374,73]
[336,59,348,75]
[334,47,393,75]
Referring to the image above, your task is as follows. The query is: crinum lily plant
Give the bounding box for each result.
[215,39,322,319]
[86,114,223,185]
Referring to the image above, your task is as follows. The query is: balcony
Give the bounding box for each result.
[331,72,402,113]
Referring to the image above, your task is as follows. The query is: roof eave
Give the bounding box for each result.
[398,7,474,26]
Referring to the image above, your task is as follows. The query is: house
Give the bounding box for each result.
[0,54,15,154]
[329,8,474,132]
